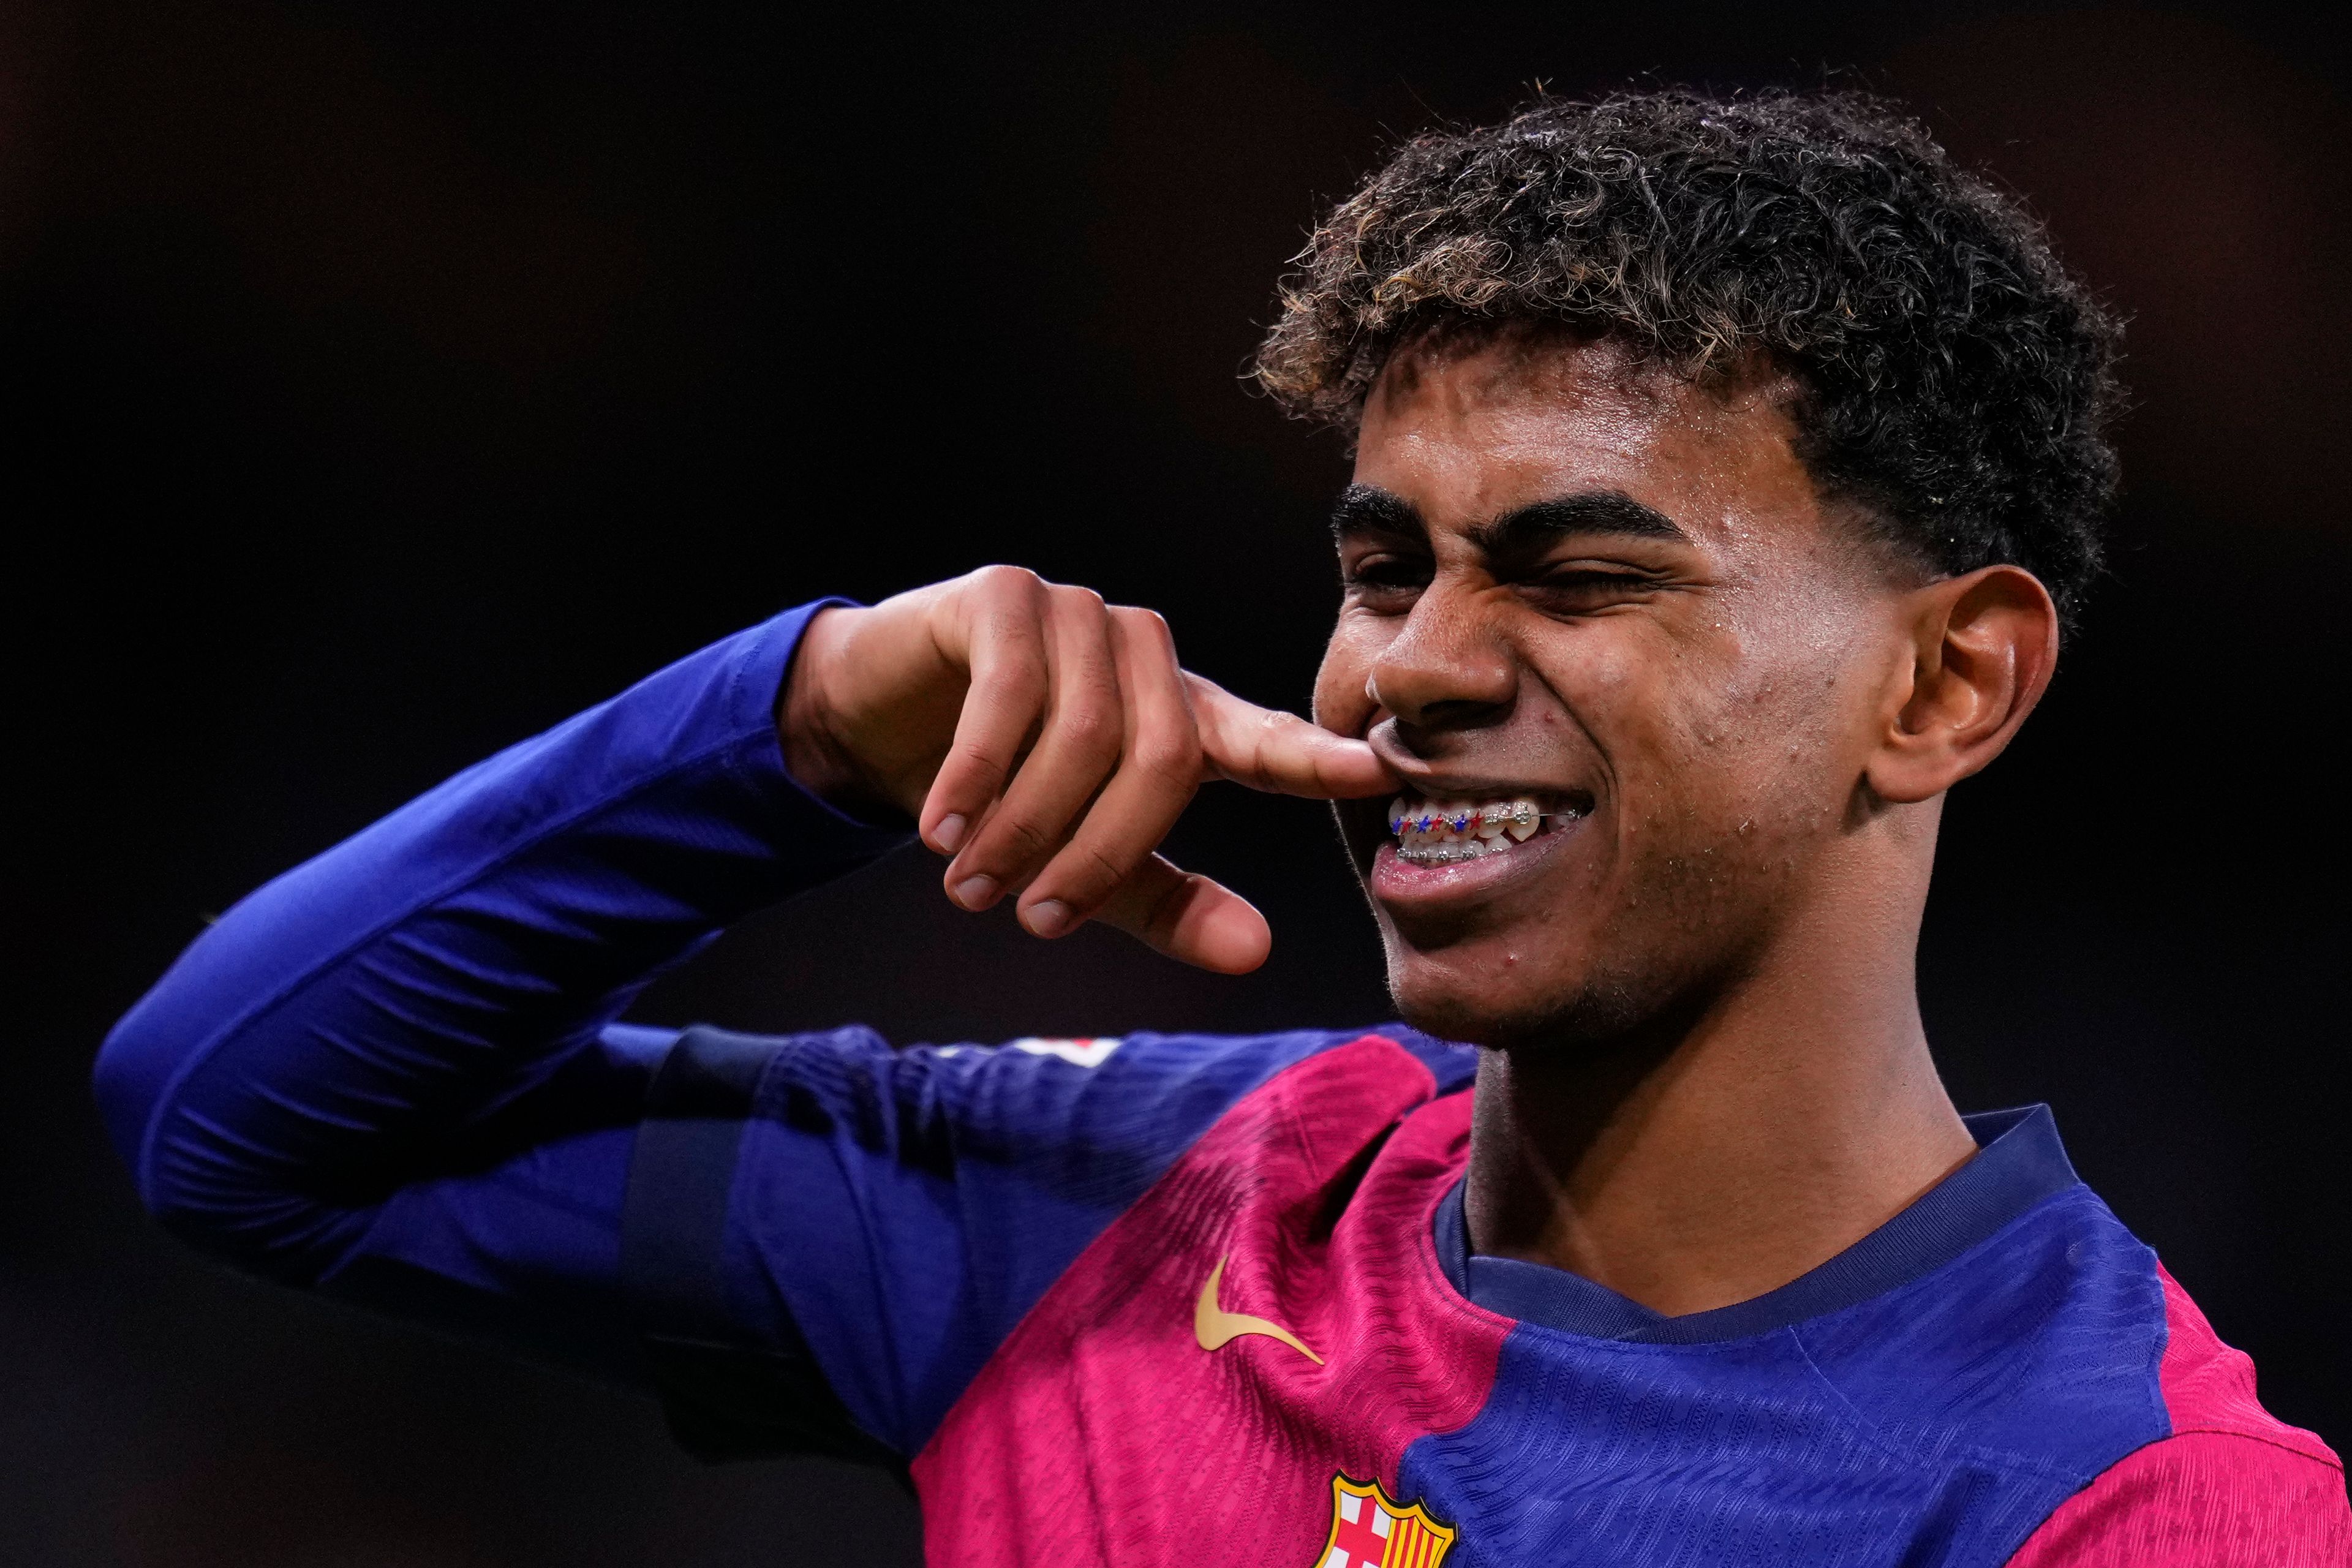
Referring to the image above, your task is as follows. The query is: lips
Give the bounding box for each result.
[1351,783,1593,910]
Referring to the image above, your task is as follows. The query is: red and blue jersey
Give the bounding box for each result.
[95,604,2348,1565]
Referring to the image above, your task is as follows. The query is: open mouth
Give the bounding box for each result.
[1384,793,1589,867]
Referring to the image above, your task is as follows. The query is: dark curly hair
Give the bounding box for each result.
[1254,89,2124,621]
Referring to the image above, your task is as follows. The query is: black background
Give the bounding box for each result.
[4,2,2346,1563]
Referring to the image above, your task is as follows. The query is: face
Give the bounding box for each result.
[1316,328,1920,1048]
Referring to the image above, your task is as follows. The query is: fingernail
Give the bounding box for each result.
[930,813,968,854]
[952,875,997,910]
[1025,900,1072,938]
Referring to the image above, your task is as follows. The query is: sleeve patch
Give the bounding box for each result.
[1009,1036,1122,1067]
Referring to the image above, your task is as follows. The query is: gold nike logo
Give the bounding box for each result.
[1194,1254,1323,1364]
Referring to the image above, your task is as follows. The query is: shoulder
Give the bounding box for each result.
[2151,1265,2339,1460]
[1802,1185,2173,1468]
[1798,1188,2344,1562]
[2003,1265,2346,1566]
[2005,1434,2346,1566]
[642,1017,1466,1216]
[626,1020,1469,1457]
[774,1018,1465,1128]
[740,1020,1468,1148]
[908,1020,1471,1099]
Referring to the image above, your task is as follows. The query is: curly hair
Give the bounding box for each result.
[1254,89,2124,620]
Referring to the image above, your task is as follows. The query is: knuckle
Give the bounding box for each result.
[1113,605,1180,660]
[978,623,1050,680]
[1055,703,1119,753]
[945,738,1009,778]
[1073,842,1129,892]
[1111,603,1170,635]
[995,815,1056,862]
[973,569,1050,630]
[1130,733,1198,777]
[1043,842,1129,910]
[971,563,1042,594]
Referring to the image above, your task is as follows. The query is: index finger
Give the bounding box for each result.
[1186,675,1394,799]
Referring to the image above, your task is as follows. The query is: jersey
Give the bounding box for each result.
[93,601,2349,1566]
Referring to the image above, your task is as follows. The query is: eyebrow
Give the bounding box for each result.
[1329,483,1425,542]
[1329,483,1689,552]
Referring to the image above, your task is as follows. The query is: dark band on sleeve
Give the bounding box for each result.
[623,1027,901,1470]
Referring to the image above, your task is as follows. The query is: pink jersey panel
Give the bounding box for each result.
[910,1036,1507,1568]
[2153,1264,2337,1460]
[2004,1264,2347,1565]
[2000,1431,2348,1566]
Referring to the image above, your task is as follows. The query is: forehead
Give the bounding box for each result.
[1352,328,1823,549]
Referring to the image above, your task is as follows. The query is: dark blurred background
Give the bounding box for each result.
[4,2,2346,1562]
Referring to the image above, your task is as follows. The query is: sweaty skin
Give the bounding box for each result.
[1316,327,2056,1314]
[782,325,2059,1324]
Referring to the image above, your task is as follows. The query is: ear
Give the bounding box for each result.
[1866,565,2060,805]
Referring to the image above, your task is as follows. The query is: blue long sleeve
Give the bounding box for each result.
[92,600,907,1380]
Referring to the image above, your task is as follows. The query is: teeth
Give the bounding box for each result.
[1387,793,1576,864]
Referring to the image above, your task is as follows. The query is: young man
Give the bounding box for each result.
[96,91,2345,1564]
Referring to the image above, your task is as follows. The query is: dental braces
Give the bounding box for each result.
[1397,841,1514,865]
[1386,802,1584,835]
[1388,797,1588,865]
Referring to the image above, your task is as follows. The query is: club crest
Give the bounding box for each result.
[1313,1473,1456,1567]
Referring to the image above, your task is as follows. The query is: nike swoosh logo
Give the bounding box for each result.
[1194,1254,1324,1364]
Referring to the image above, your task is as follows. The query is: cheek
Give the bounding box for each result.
[1642,643,1869,846]
[1313,625,1381,733]
[1555,622,1826,840]
[1544,627,1727,792]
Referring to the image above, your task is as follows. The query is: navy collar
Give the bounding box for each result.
[1434,1106,2081,1343]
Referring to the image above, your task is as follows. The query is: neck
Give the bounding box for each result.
[1461,889,1973,1318]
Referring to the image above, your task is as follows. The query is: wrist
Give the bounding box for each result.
[778,606,891,818]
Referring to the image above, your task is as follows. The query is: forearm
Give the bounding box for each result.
[94,599,905,1291]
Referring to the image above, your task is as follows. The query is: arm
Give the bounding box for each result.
[96,571,1391,1392]
[92,601,906,1379]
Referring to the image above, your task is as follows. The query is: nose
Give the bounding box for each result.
[1366,586,1516,748]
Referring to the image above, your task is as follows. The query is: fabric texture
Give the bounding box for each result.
[2003,1268,2348,1565]
[622,1022,1469,1456]
[1433,1106,2082,1343]
[911,1037,1506,1566]
[91,601,2348,1564]
[901,1030,2346,1567]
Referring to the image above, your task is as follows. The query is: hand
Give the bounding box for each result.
[780,567,1393,973]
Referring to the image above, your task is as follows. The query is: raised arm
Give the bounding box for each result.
[92,600,907,1376]
[94,571,1390,1385]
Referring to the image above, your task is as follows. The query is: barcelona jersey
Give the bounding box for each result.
[95,603,2348,1565]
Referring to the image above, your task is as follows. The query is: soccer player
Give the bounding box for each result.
[96,91,2346,1565]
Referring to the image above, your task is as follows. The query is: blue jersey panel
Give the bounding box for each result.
[624,1022,1477,1458]
[1400,1185,2170,1567]
[93,601,909,1383]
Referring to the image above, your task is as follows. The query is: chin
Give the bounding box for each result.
[1384,940,1670,1052]
[1387,954,1583,1049]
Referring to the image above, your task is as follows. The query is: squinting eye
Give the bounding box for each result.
[1526,570,1654,607]
[1343,555,1429,591]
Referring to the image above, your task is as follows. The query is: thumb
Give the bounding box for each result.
[1094,854,1273,974]
[1186,674,1394,799]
